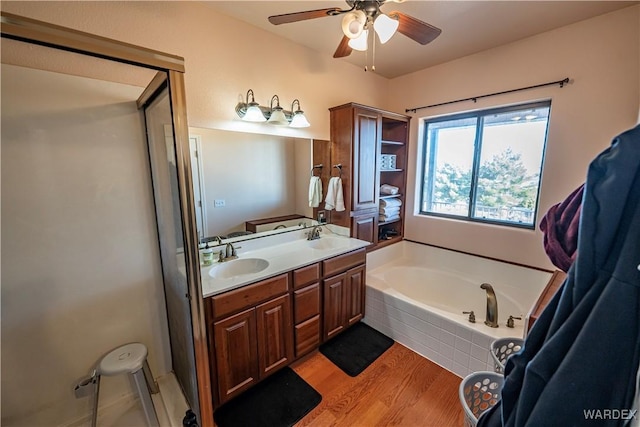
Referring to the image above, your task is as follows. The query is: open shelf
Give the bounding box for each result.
[381,140,405,146]
[380,193,402,199]
[378,218,401,226]
[380,168,403,172]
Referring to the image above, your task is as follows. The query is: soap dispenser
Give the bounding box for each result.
[201,242,214,266]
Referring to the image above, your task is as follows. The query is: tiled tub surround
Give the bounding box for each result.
[364,241,552,378]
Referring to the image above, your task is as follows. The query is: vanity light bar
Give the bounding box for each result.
[235,89,310,128]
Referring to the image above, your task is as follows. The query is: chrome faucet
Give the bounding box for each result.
[306,225,322,241]
[218,243,239,262]
[480,283,499,328]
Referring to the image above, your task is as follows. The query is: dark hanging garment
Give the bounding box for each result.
[539,183,584,272]
[478,124,640,427]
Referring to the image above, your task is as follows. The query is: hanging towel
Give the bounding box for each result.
[325,177,345,211]
[308,176,322,208]
[380,198,402,208]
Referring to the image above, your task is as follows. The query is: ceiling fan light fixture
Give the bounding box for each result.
[373,13,399,44]
[348,29,368,51]
[341,10,366,39]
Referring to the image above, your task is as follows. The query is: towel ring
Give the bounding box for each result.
[310,164,323,177]
[331,164,342,178]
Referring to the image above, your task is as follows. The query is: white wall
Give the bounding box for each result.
[1,65,171,425]
[387,6,640,270]
[191,127,312,236]
[1,1,389,141]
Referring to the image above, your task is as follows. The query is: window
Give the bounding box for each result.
[420,101,550,228]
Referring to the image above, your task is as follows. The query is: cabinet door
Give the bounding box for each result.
[352,211,377,243]
[345,265,366,326]
[323,272,347,340]
[353,108,380,211]
[256,294,294,379]
[214,308,258,403]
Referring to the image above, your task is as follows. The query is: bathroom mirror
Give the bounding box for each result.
[188,127,329,243]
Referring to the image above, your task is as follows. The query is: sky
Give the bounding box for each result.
[430,118,548,176]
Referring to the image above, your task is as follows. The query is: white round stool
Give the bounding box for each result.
[91,343,160,427]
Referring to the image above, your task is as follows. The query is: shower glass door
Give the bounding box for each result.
[143,82,200,419]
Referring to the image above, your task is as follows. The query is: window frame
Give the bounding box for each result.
[419,100,551,229]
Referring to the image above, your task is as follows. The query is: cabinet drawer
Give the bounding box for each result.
[295,315,320,357]
[294,283,320,323]
[212,273,289,319]
[293,263,321,290]
[322,249,366,277]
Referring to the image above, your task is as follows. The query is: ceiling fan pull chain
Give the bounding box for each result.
[372,29,376,72]
[364,35,368,71]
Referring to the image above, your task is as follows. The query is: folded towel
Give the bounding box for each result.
[379,206,401,215]
[380,198,402,208]
[380,184,399,195]
[379,213,400,223]
[308,176,322,208]
[325,177,345,211]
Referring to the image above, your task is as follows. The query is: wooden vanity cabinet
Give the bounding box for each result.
[206,248,367,407]
[322,249,366,340]
[207,273,293,405]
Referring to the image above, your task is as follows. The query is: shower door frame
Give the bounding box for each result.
[0,12,213,426]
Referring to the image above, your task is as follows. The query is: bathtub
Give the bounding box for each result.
[364,241,553,378]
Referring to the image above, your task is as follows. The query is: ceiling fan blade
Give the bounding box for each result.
[268,8,342,25]
[333,35,353,58]
[389,11,442,45]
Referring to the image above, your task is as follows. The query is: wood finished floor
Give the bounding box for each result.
[292,342,464,427]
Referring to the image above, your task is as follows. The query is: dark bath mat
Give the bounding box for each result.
[213,367,321,427]
[319,322,394,377]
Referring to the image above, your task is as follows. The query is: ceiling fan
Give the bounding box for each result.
[268,0,441,59]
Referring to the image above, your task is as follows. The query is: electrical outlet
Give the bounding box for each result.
[317,210,327,224]
[214,199,225,208]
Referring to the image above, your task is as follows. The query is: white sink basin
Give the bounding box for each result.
[209,258,269,279]
[307,236,351,251]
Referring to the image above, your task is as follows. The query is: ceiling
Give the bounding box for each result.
[204,1,638,79]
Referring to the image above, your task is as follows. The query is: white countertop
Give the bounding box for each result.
[201,230,370,298]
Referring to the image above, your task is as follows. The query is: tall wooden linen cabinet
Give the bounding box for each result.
[328,103,410,249]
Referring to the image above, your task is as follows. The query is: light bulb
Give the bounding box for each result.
[341,10,366,39]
